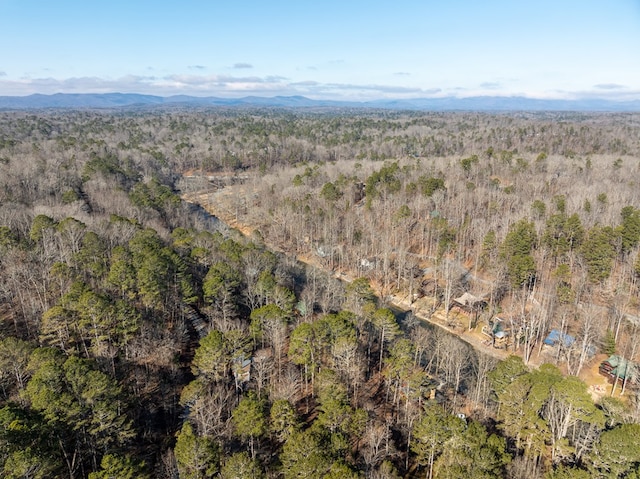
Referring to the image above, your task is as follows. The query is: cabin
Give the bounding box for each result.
[360,257,376,270]
[543,329,596,357]
[232,354,252,387]
[481,317,510,348]
[599,355,637,386]
[543,329,576,348]
[449,292,487,314]
[449,292,487,328]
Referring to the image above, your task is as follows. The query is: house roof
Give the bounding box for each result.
[602,355,637,381]
[544,329,575,347]
[454,292,485,306]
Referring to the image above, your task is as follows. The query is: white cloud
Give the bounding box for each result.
[290,80,320,87]
[594,83,626,90]
[0,73,637,102]
[0,75,160,96]
[0,73,437,100]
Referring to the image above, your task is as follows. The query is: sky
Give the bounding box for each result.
[1,0,639,101]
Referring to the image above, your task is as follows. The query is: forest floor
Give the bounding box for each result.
[182,178,612,381]
[580,354,618,401]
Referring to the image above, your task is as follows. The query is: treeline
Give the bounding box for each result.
[1,109,639,179]
[0,110,639,478]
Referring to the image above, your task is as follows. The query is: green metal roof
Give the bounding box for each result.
[603,355,637,381]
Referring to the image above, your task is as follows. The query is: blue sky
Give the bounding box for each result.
[1,0,639,100]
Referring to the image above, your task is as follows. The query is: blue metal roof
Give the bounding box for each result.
[544,329,575,347]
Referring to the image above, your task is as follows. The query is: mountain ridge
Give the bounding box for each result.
[1,92,639,111]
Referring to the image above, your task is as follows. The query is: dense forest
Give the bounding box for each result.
[1,108,640,478]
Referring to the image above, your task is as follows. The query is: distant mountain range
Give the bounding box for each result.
[0,92,639,111]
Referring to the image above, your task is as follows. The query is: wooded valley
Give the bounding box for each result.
[1,108,640,478]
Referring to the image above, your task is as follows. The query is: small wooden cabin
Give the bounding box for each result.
[599,355,637,385]
[449,292,487,314]
[449,292,487,329]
